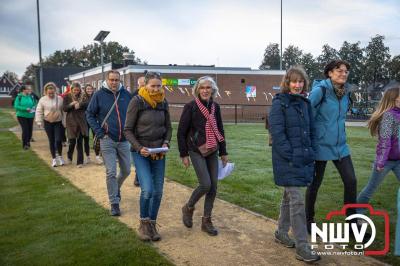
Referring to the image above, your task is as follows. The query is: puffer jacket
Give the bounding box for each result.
[124,95,172,152]
[308,78,351,161]
[269,93,316,187]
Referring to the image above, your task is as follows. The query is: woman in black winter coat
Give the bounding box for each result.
[269,66,320,262]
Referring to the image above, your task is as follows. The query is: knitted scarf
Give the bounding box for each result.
[138,87,165,108]
[332,82,346,99]
[195,97,224,149]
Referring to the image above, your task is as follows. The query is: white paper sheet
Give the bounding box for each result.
[147,147,169,154]
[218,160,235,180]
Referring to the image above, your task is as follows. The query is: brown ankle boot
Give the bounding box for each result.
[201,216,218,236]
[149,220,161,241]
[182,203,195,228]
[138,218,151,241]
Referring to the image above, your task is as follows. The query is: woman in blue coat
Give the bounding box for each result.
[269,66,320,262]
[305,60,357,232]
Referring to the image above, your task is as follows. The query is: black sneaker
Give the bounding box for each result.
[110,204,120,216]
[296,245,321,262]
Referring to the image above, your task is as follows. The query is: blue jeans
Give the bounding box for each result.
[395,189,400,256]
[357,160,400,213]
[132,152,165,220]
[100,137,131,204]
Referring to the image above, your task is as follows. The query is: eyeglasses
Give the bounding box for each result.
[334,69,349,75]
[108,79,120,82]
[199,86,212,90]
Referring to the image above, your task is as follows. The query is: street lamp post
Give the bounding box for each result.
[36,0,43,95]
[94,31,110,82]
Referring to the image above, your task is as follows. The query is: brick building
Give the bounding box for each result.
[69,63,285,122]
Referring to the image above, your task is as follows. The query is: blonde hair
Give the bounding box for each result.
[368,85,400,136]
[280,66,309,93]
[192,76,219,98]
[43,82,57,95]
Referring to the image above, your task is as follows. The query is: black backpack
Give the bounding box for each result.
[313,86,353,110]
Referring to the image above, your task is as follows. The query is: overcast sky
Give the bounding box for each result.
[1,0,399,77]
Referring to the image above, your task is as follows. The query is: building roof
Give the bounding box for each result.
[69,63,285,80]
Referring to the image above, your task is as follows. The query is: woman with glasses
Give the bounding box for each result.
[124,72,172,241]
[177,76,228,236]
[305,60,357,233]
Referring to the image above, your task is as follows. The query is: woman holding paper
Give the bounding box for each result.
[177,76,228,236]
[124,72,172,242]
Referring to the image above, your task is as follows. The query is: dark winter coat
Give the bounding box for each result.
[269,93,316,187]
[177,98,227,157]
[63,93,89,139]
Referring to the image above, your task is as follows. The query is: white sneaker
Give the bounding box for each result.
[57,156,65,166]
[67,158,72,165]
[77,164,83,168]
[85,156,91,164]
[96,155,103,165]
[52,158,57,167]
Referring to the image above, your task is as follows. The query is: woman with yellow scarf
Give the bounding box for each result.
[124,72,172,242]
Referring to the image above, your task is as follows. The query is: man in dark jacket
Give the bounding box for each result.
[86,70,132,216]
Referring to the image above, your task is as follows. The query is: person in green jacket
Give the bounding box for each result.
[14,85,37,149]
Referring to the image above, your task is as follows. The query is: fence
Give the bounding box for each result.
[169,102,370,123]
[169,103,271,123]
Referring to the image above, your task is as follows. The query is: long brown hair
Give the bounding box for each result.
[280,66,309,94]
[368,85,400,136]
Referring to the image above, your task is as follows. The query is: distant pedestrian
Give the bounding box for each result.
[14,85,37,150]
[35,82,65,167]
[63,82,88,168]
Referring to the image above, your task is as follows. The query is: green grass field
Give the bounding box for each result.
[0,110,172,266]
[2,107,399,264]
[166,123,399,265]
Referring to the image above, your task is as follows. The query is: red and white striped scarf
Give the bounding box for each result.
[195,97,224,149]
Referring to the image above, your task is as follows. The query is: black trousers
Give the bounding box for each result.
[17,117,33,147]
[68,134,84,165]
[83,128,99,156]
[43,121,63,159]
[305,155,357,222]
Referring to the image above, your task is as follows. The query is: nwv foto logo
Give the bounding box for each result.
[310,204,390,256]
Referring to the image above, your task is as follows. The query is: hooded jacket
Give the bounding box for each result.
[86,81,132,142]
[269,93,316,187]
[308,78,351,161]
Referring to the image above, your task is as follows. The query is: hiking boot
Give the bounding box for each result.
[182,203,195,228]
[110,203,120,216]
[134,174,140,187]
[149,220,161,241]
[296,245,321,262]
[138,218,152,241]
[201,216,218,236]
[274,230,295,248]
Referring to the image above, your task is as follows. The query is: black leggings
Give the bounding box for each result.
[17,117,33,147]
[68,134,84,165]
[305,155,357,222]
[44,121,63,159]
[187,151,218,217]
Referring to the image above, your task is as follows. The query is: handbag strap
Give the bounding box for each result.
[100,91,121,128]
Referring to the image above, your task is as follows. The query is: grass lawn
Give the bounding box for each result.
[0,110,172,266]
[166,123,399,265]
[0,108,17,128]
